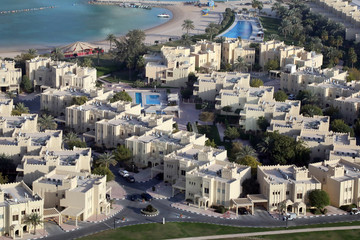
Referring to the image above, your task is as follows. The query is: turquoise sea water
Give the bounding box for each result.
[0,0,172,48]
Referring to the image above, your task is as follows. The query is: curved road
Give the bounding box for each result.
[44,172,360,240]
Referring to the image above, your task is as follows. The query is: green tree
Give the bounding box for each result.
[274,90,288,101]
[12,103,29,115]
[235,145,257,159]
[38,114,57,131]
[106,33,116,49]
[301,104,323,117]
[323,106,342,121]
[109,91,132,103]
[81,58,93,68]
[331,119,354,136]
[27,48,38,57]
[0,172,8,184]
[264,59,279,71]
[24,213,42,235]
[186,122,193,132]
[20,75,33,93]
[51,48,64,61]
[64,132,78,144]
[93,166,114,182]
[224,127,240,140]
[296,90,318,105]
[347,68,360,82]
[71,96,88,106]
[199,112,215,126]
[233,57,249,72]
[205,22,219,41]
[97,152,117,168]
[335,35,343,50]
[205,139,217,148]
[182,19,195,34]
[181,34,193,47]
[309,189,330,210]
[257,116,270,132]
[222,106,232,113]
[114,145,132,163]
[348,48,358,68]
[250,78,263,87]
[235,155,261,175]
[278,19,292,39]
[67,139,87,150]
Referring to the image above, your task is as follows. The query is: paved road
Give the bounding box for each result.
[170,225,360,240]
[43,169,360,240]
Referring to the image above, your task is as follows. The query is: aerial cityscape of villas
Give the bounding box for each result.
[1,33,360,238]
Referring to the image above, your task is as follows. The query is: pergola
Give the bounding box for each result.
[44,207,62,224]
[232,194,268,216]
[61,207,84,227]
[59,41,100,58]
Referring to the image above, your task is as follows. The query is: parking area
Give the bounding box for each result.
[146,182,173,199]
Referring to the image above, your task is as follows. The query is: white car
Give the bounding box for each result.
[119,170,129,177]
[350,208,360,215]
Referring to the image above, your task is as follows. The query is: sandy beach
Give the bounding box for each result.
[0,1,239,58]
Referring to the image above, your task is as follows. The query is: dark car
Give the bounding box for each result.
[141,193,153,202]
[238,207,249,215]
[130,194,142,202]
[126,175,135,183]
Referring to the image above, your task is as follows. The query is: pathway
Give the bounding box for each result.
[169,225,360,240]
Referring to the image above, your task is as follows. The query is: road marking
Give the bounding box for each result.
[103,222,112,229]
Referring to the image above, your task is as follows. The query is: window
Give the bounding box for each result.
[286,191,289,195]
[181,170,186,176]
[0,214,3,219]
[204,188,209,194]
[222,189,225,194]
[12,215,19,221]
[217,189,220,193]
[21,211,25,215]
[297,193,303,199]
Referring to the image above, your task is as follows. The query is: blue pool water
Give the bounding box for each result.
[146,95,161,105]
[135,93,142,106]
[222,21,253,39]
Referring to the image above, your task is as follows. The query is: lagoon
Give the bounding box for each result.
[0,0,171,49]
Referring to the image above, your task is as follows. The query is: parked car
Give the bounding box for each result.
[119,170,129,177]
[238,207,249,215]
[141,193,153,202]
[126,175,135,183]
[288,94,295,100]
[130,194,142,202]
[283,213,297,221]
[350,208,360,215]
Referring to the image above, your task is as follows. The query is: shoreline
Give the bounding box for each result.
[0,1,231,58]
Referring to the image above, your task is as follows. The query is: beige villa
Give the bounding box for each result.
[0,114,38,137]
[334,92,360,124]
[26,57,97,92]
[190,40,221,71]
[164,144,251,208]
[222,39,255,65]
[309,159,360,207]
[33,169,111,225]
[65,99,141,134]
[193,72,250,102]
[95,114,174,149]
[0,60,22,93]
[0,181,44,239]
[0,98,13,117]
[144,46,196,87]
[239,100,301,131]
[41,87,113,117]
[17,147,92,186]
[126,129,207,168]
[257,165,321,215]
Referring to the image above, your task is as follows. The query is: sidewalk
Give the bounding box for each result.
[169,225,360,240]
[86,203,124,223]
[107,180,126,200]
[171,202,238,219]
[0,229,48,240]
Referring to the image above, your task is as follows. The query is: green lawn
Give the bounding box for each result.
[103,70,138,84]
[79,222,360,240]
[197,125,222,145]
[259,229,360,240]
[260,16,296,45]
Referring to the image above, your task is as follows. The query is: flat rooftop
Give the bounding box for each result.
[261,166,318,184]
[0,183,38,206]
[0,115,36,128]
[42,87,90,97]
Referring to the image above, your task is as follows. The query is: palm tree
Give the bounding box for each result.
[28,48,37,56]
[51,48,64,61]
[233,57,249,72]
[64,132,78,143]
[5,91,16,99]
[94,47,103,65]
[278,19,292,39]
[269,34,279,40]
[303,91,318,105]
[97,152,117,168]
[182,19,195,35]
[24,213,42,235]
[235,145,257,159]
[106,34,116,50]
[257,136,272,155]
[12,103,29,115]
[38,114,57,131]
[205,23,219,41]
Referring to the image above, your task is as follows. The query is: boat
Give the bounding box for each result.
[157,13,170,18]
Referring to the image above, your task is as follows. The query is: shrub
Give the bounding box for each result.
[310,208,322,215]
[195,103,203,109]
[144,205,157,213]
[213,205,228,214]
[340,204,357,212]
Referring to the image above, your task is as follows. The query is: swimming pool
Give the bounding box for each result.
[135,92,142,106]
[222,21,253,39]
[146,95,161,105]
